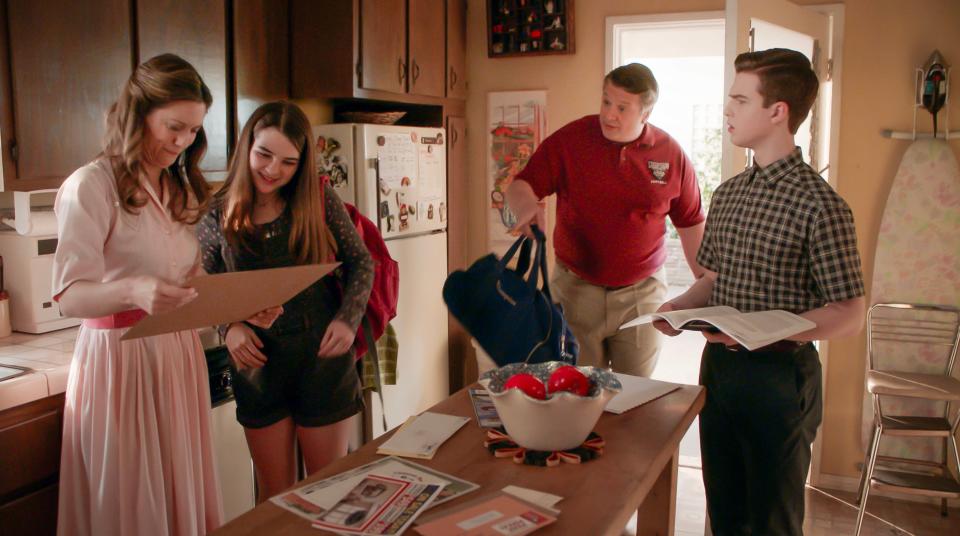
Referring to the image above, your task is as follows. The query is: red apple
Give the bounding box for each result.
[547,366,591,397]
[504,373,547,400]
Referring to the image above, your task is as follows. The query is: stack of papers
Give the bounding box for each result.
[376,412,471,459]
[604,373,682,414]
[468,388,501,428]
[271,457,480,532]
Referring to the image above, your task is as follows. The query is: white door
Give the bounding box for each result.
[722,0,832,181]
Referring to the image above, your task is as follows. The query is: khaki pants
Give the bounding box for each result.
[551,264,668,377]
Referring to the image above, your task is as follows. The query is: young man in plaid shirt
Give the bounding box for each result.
[655,49,866,535]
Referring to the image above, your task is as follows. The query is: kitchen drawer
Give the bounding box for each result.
[0,393,64,500]
[0,483,58,536]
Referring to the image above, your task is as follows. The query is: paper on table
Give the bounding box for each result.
[604,373,682,414]
[271,456,480,523]
[376,412,471,459]
[312,473,444,535]
[120,263,338,340]
[502,485,563,514]
[468,388,501,428]
[414,491,557,536]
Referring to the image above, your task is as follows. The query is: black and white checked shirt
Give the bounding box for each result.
[697,148,864,313]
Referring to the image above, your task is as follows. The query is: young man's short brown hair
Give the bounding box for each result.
[734,48,819,134]
[604,63,658,110]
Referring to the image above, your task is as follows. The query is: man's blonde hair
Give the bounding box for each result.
[604,63,658,110]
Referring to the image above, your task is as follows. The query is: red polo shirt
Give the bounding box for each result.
[515,114,704,287]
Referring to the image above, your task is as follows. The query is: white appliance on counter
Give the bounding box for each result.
[313,123,450,438]
[0,190,80,333]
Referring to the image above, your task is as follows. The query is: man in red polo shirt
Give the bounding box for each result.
[507,63,705,376]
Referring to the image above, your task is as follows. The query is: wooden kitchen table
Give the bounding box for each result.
[210,383,705,536]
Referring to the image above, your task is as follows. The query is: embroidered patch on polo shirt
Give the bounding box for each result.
[647,161,670,184]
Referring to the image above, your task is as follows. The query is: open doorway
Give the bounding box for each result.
[607,15,725,533]
[607,12,726,473]
[607,4,841,533]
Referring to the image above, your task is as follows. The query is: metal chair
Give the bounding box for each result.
[855,303,960,535]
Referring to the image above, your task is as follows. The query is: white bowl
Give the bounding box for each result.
[479,362,622,452]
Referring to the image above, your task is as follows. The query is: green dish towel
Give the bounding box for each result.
[361,322,398,391]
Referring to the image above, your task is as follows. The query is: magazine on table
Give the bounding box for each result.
[270,456,479,523]
[311,473,443,535]
[468,388,502,428]
[619,305,816,351]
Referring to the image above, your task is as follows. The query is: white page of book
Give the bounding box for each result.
[708,310,815,346]
[619,306,740,330]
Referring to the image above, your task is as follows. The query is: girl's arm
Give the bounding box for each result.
[324,184,374,330]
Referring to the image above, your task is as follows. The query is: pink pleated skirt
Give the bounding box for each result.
[57,325,223,536]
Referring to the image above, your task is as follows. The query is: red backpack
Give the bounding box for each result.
[342,202,400,358]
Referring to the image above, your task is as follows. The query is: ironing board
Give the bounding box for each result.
[862,138,960,460]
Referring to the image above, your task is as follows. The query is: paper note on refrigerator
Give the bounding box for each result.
[418,143,444,191]
[378,133,418,189]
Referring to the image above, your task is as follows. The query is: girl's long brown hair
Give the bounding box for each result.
[218,101,330,264]
[101,53,213,223]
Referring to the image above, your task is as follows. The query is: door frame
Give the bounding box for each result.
[604,11,726,75]
[606,3,847,488]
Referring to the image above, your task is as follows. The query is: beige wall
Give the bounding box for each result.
[464,0,960,479]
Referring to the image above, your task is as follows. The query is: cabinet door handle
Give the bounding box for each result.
[398,58,407,86]
[451,127,458,146]
[412,60,421,83]
[450,67,458,89]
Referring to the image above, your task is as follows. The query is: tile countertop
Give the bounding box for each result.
[0,327,78,412]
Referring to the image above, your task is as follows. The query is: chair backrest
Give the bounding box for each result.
[867,303,960,375]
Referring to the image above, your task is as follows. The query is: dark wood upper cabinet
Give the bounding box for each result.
[446,0,467,99]
[233,0,290,130]
[137,0,230,172]
[408,0,445,98]
[1,0,131,190]
[360,0,407,94]
[292,0,458,104]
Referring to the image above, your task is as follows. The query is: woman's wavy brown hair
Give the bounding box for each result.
[101,53,213,223]
[217,101,330,265]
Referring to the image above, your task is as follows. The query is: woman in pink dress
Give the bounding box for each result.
[53,54,223,535]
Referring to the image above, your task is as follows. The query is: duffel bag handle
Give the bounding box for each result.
[495,232,530,273]
[495,225,544,281]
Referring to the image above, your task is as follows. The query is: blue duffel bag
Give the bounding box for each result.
[442,226,578,367]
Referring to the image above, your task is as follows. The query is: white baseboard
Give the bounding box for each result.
[816,472,957,508]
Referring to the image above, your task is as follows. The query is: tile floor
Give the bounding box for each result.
[644,287,960,535]
[623,466,960,535]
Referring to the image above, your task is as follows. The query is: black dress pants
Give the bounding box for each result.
[699,342,822,536]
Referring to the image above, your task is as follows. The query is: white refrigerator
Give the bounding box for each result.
[313,123,450,438]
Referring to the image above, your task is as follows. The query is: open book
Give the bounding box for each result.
[620,306,816,351]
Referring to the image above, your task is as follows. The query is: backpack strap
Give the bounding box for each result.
[362,315,389,432]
